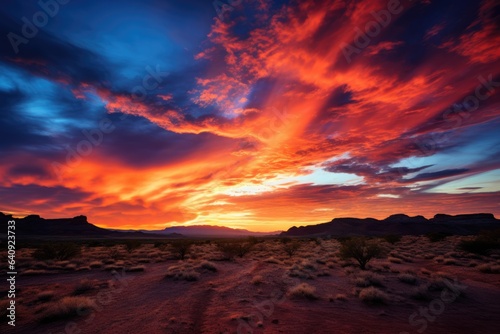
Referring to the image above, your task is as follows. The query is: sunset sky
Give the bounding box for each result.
[0,0,499,231]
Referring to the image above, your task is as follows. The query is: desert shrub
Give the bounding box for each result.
[335,294,348,301]
[72,279,94,295]
[311,237,322,246]
[38,297,95,323]
[280,237,292,244]
[420,268,431,275]
[283,240,301,258]
[251,275,263,285]
[89,261,103,269]
[126,265,145,272]
[398,273,418,285]
[199,261,218,272]
[216,241,252,260]
[383,235,401,244]
[288,283,318,300]
[426,232,450,242]
[388,256,402,264]
[410,284,432,300]
[154,241,168,248]
[478,263,500,274]
[246,236,260,245]
[264,257,283,264]
[355,272,384,287]
[459,231,500,255]
[339,238,383,270]
[358,287,388,304]
[108,248,122,260]
[443,258,458,265]
[170,240,193,260]
[33,243,81,261]
[124,240,142,253]
[165,268,200,281]
[36,291,55,302]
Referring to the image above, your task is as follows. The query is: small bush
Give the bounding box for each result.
[126,265,145,272]
[36,291,55,302]
[283,240,301,258]
[388,257,402,264]
[340,238,383,270]
[410,284,431,301]
[443,258,458,266]
[420,268,431,275]
[265,257,283,264]
[38,297,95,323]
[33,243,81,261]
[459,231,500,255]
[335,294,348,301]
[124,240,142,253]
[383,235,401,244]
[89,261,103,269]
[72,279,94,295]
[359,287,388,304]
[426,232,450,243]
[355,272,384,287]
[288,283,318,300]
[251,275,263,285]
[200,261,218,272]
[216,241,252,260]
[398,273,418,285]
[170,240,193,260]
[478,263,500,274]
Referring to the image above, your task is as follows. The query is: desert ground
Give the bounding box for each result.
[1,235,500,334]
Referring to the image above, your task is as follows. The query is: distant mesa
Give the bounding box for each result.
[0,212,279,239]
[383,214,427,223]
[281,213,500,237]
[153,225,280,237]
[0,212,180,239]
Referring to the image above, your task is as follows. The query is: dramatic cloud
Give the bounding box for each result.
[0,0,499,230]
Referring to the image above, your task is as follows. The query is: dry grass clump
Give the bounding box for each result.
[398,273,418,285]
[478,263,500,274]
[344,267,356,275]
[264,257,283,264]
[288,263,315,280]
[38,296,95,323]
[358,287,389,304]
[388,257,402,264]
[434,256,445,263]
[199,261,218,272]
[251,275,264,285]
[427,276,447,291]
[301,260,317,271]
[36,290,55,302]
[443,258,459,266]
[282,239,301,258]
[125,265,145,272]
[165,263,201,281]
[287,283,319,300]
[420,268,432,275]
[103,264,124,271]
[335,293,348,301]
[410,284,432,301]
[72,279,94,295]
[355,272,384,287]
